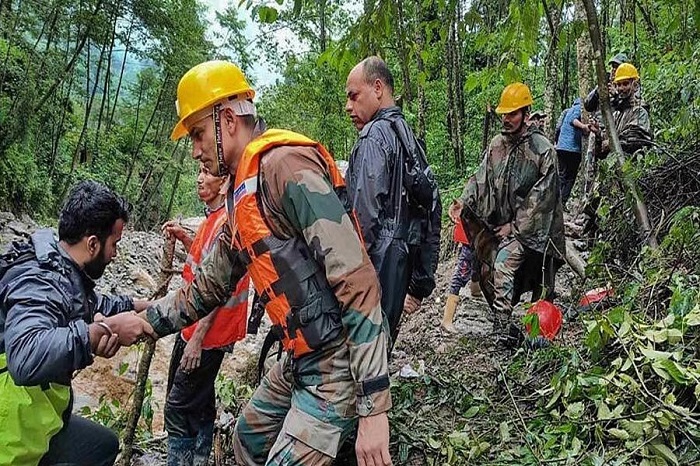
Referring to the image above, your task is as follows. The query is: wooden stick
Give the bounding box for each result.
[120,236,176,465]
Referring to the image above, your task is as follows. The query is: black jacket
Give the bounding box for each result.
[346,106,441,303]
[0,229,133,386]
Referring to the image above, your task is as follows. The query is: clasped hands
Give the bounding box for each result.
[91,311,156,358]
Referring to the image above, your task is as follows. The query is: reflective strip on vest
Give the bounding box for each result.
[180,207,250,349]
[0,353,71,466]
[230,129,348,358]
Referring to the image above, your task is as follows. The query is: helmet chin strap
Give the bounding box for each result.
[212,103,229,177]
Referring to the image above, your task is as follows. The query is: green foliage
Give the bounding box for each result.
[0,0,215,226]
[0,144,55,217]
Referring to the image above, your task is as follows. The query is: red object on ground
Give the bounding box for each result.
[578,287,614,309]
[453,221,469,245]
[525,300,563,340]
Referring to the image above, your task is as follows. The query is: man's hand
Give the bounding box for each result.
[162,221,194,252]
[162,221,188,241]
[356,413,392,466]
[180,338,203,372]
[403,294,422,315]
[448,199,463,224]
[103,311,156,346]
[94,332,120,358]
[495,223,512,240]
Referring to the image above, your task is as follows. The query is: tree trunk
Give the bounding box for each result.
[542,0,562,140]
[581,0,657,248]
[37,0,104,109]
[107,18,133,133]
[95,4,119,156]
[575,0,596,204]
[394,0,412,107]
[445,0,464,168]
[317,0,326,52]
[72,36,107,169]
[165,146,188,222]
[123,75,169,193]
[414,1,427,140]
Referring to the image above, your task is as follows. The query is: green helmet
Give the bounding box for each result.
[609,53,629,66]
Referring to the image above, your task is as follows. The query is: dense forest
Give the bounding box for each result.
[2,0,700,464]
[1,0,698,225]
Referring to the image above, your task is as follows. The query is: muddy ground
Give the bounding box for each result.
[0,212,583,465]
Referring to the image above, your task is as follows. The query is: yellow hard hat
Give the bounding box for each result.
[495,82,534,114]
[613,63,640,83]
[171,61,255,140]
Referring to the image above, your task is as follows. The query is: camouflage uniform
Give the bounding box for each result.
[145,142,391,465]
[460,125,565,334]
[597,96,652,158]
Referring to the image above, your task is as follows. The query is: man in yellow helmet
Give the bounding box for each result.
[450,82,565,348]
[141,61,392,465]
[592,63,652,159]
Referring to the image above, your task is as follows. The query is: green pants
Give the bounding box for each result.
[491,238,527,332]
[233,353,357,465]
[490,237,559,335]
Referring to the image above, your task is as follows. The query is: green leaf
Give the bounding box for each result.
[427,437,442,449]
[465,74,480,93]
[620,419,647,439]
[564,401,584,419]
[447,431,470,448]
[648,441,679,466]
[258,6,279,23]
[464,405,480,418]
[609,428,630,440]
[685,305,700,326]
[640,345,673,362]
[499,421,511,443]
[293,0,303,16]
[653,359,691,385]
[118,361,129,376]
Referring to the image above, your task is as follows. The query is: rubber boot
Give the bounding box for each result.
[494,322,525,350]
[168,436,196,466]
[469,280,482,298]
[441,294,460,333]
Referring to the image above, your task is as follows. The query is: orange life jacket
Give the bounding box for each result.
[181,207,250,349]
[229,129,356,358]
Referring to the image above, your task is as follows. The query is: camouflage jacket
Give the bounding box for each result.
[460,125,565,258]
[611,97,652,155]
[145,140,391,417]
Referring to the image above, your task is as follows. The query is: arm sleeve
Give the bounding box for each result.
[4,274,92,386]
[145,223,247,338]
[94,294,134,317]
[408,192,441,299]
[584,87,600,112]
[347,138,391,251]
[266,148,392,416]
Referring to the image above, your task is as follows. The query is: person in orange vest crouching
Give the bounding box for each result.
[140,60,392,466]
[161,163,250,466]
[441,200,482,333]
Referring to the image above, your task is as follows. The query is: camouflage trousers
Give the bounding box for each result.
[490,237,559,335]
[233,352,357,465]
[490,238,527,333]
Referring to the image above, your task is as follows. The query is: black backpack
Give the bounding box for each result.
[389,119,438,213]
[0,241,35,282]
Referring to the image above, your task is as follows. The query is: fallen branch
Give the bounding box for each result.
[120,236,176,465]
